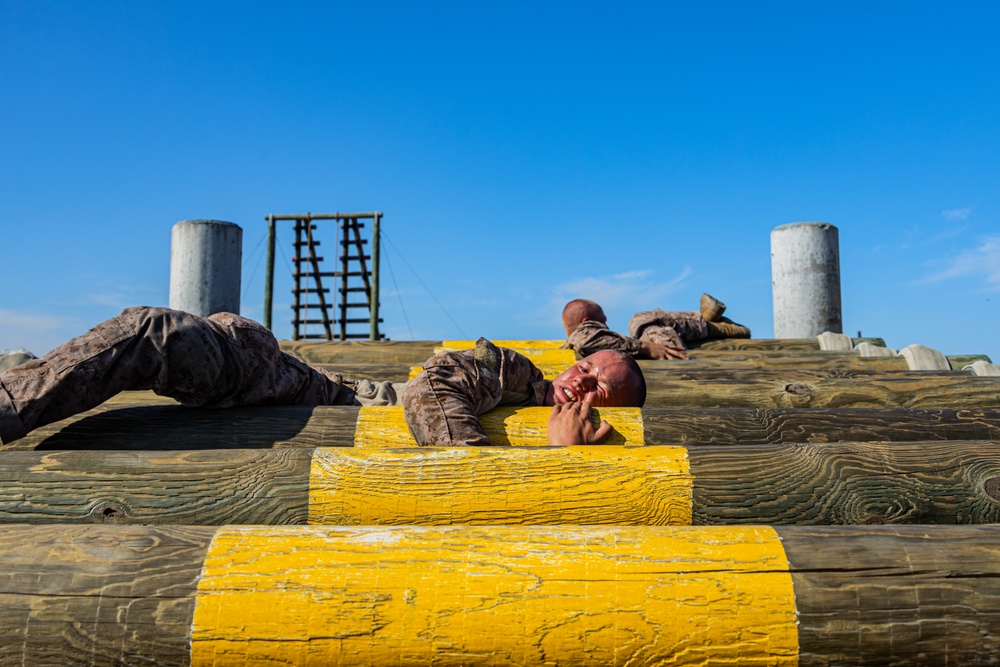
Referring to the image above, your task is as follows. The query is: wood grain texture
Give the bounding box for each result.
[309,445,692,525]
[690,336,886,351]
[642,407,1000,445]
[0,448,312,524]
[0,524,215,667]
[779,524,1000,666]
[192,525,796,666]
[643,372,1000,408]
[11,405,1000,453]
[643,353,914,370]
[9,404,361,451]
[4,441,1000,526]
[690,440,1000,525]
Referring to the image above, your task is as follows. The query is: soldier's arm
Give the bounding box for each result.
[402,339,542,446]
[566,322,643,358]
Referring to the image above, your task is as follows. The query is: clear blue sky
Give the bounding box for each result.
[3,1,999,364]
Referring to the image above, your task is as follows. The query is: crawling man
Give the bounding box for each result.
[562,294,750,361]
[0,307,646,448]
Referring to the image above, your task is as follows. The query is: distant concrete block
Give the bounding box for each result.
[817,331,853,351]
[900,344,951,371]
[0,349,36,373]
[964,360,1000,377]
[854,342,898,358]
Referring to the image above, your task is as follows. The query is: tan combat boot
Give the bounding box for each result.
[705,317,751,339]
[700,293,726,322]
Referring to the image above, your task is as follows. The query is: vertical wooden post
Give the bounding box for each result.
[370,212,381,340]
[264,215,275,330]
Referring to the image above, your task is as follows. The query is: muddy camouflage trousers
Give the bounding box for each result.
[627,309,709,349]
[0,307,401,444]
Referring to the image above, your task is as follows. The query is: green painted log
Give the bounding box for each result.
[1,524,999,666]
[1,442,1000,526]
[10,404,1000,451]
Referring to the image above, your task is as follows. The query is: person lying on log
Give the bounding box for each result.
[561,294,751,361]
[0,307,646,447]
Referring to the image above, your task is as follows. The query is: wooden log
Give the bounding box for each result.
[10,404,1000,451]
[641,371,1000,408]
[691,336,887,351]
[1,524,1000,666]
[2,442,1000,526]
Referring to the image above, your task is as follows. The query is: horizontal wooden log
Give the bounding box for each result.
[642,372,1000,408]
[3,442,1000,526]
[2,524,999,666]
[10,404,1000,452]
[279,338,863,364]
[692,336,886,351]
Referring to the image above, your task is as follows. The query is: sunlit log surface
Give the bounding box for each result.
[1,524,999,666]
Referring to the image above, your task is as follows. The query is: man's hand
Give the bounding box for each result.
[640,340,688,360]
[547,402,613,445]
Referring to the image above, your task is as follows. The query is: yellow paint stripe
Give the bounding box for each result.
[440,339,566,349]
[308,445,691,525]
[353,406,644,448]
[191,525,797,666]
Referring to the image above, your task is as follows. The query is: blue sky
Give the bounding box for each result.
[2,1,999,364]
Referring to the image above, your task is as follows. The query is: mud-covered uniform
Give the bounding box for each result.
[564,310,708,357]
[0,307,547,447]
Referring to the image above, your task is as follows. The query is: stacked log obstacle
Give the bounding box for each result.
[5,335,1000,665]
[3,441,1000,526]
[2,524,1000,666]
[11,404,1000,451]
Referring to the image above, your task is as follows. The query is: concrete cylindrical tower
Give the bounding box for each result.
[169,219,242,317]
[771,222,842,338]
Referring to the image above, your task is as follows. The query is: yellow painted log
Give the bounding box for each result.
[191,524,797,666]
[308,445,692,525]
[354,406,643,448]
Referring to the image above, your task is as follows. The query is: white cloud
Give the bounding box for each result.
[942,206,973,221]
[549,267,693,313]
[918,235,1000,289]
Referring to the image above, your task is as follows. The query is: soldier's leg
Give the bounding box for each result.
[636,324,686,349]
[0,307,343,443]
[666,311,710,343]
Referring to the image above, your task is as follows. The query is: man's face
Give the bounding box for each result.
[545,350,636,407]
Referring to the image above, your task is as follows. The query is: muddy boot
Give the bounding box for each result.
[705,317,751,339]
[700,293,726,322]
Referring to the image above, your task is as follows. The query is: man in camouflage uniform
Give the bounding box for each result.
[562,294,750,361]
[0,307,645,447]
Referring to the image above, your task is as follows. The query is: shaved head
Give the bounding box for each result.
[561,299,607,338]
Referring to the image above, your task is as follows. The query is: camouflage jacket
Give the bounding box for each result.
[402,338,550,446]
[562,320,643,358]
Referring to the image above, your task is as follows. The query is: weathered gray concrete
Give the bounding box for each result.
[771,222,842,338]
[168,219,242,316]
